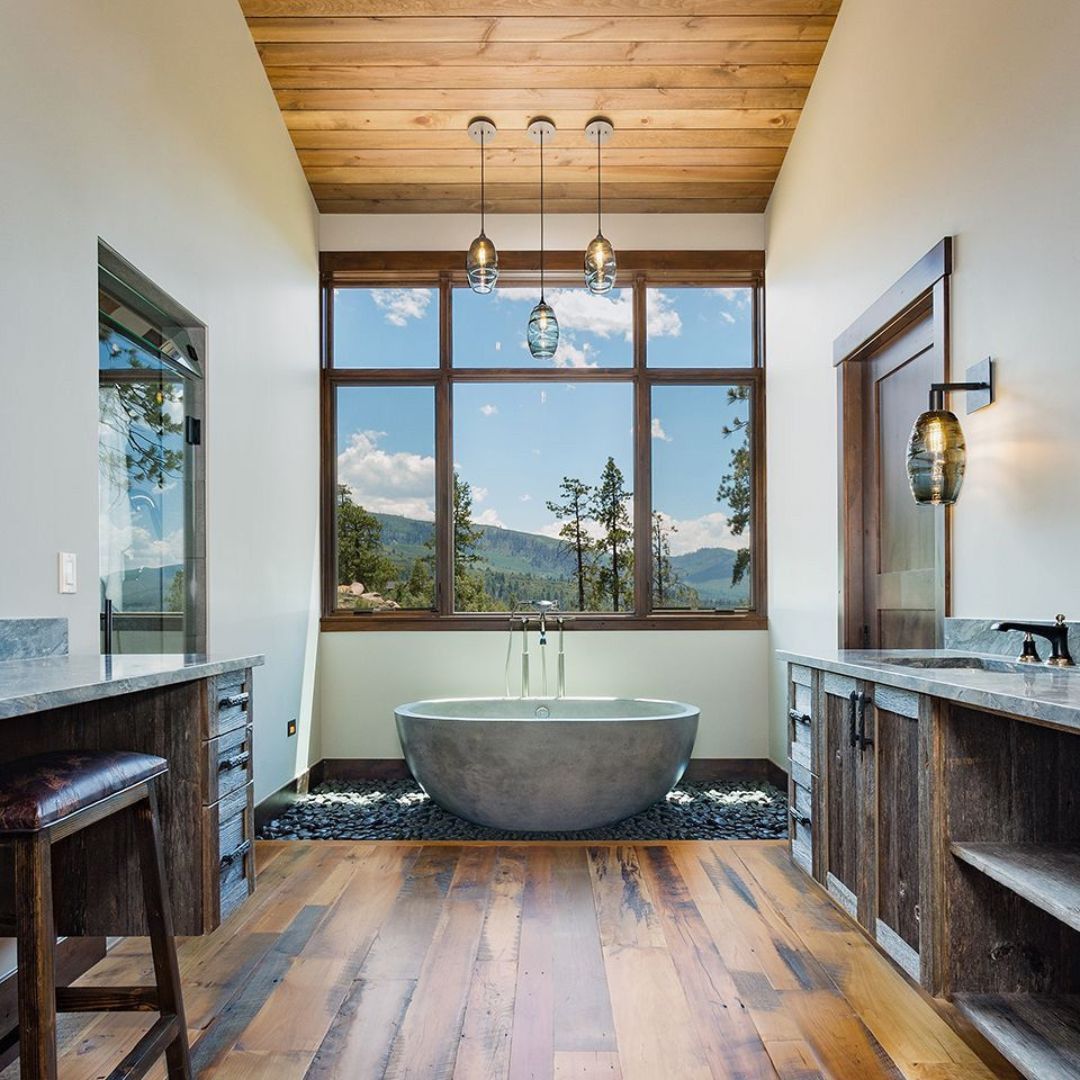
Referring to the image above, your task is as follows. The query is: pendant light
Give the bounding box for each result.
[906,359,994,505]
[584,117,617,294]
[466,117,498,293]
[526,117,559,360]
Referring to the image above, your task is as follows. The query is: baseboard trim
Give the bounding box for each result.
[254,767,312,830]
[306,757,788,788]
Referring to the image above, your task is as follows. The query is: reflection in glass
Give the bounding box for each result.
[651,385,752,610]
[452,383,633,612]
[335,386,436,610]
[646,287,754,368]
[333,287,439,368]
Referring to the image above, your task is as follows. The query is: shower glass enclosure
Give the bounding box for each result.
[97,245,206,654]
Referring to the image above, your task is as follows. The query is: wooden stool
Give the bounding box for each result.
[0,750,192,1079]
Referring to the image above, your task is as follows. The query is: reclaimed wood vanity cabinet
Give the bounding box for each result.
[786,664,927,982]
[785,653,1080,1078]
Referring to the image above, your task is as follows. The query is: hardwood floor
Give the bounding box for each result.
[24,841,1017,1079]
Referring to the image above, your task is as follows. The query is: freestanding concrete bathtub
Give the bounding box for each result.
[395,697,699,832]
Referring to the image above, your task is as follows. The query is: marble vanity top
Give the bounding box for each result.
[0,653,264,720]
[777,648,1080,733]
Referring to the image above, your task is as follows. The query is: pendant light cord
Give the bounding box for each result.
[539,128,546,301]
[479,127,486,235]
[596,134,602,235]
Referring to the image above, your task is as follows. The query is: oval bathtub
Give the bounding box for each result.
[395,697,699,833]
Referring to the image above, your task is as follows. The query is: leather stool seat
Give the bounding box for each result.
[0,751,167,832]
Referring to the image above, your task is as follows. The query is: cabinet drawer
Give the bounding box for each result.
[204,782,255,927]
[208,670,251,739]
[203,724,253,805]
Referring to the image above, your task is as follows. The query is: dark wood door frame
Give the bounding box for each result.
[835,238,953,649]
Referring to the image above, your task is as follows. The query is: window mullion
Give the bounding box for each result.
[436,276,454,615]
[633,273,652,618]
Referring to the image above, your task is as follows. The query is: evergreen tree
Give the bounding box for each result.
[452,473,502,611]
[651,512,677,606]
[590,457,634,612]
[336,484,395,590]
[716,387,752,587]
[546,477,595,610]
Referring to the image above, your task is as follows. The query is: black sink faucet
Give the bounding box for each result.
[991,614,1075,667]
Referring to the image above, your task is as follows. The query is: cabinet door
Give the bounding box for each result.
[871,684,923,982]
[820,672,875,926]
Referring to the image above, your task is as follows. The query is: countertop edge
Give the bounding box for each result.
[0,654,265,721]
[777,650,1080,733]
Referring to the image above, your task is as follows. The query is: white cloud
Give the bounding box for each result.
[495,340,502,352]
[472,485,488,503]
[710,287,751,308]
[539,390,548,405]
[480,403,498,416]
[370,288,432,327]
[553,337,594,369]
[337,429,435,520]
[719,311,736,325]
[646,289,683,339]
[519,494,532,502]
[654,510,741,555]
[474,507,504,528]
[651,417,673,442]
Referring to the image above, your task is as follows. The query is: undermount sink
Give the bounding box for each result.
[874,655,1032,673]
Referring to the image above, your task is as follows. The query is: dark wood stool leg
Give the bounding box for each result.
[133,782,192,1079]
[14,833,57,1080]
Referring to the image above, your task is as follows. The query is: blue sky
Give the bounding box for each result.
[334,286,753,555]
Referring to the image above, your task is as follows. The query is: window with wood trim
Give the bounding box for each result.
[321,252,765,630]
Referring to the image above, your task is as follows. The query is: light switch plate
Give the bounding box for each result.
[58,552,77,594]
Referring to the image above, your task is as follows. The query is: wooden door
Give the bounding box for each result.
[820,671,875,928]
[871,684,923,983]
[859,312,943,649]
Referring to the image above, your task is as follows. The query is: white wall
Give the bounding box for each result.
[318,213,771,762]
[765,0,1080,760]
[0,2,321,800]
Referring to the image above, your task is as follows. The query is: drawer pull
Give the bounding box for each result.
[220,691,250,709]
[788,709,811,726]
[789,808,812,828]
[219,751,250,773]
[221,839,252,868]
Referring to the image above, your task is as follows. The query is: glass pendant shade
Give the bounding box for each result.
[527,299,559,360]
[584,232,617,294]
[906,409,966,505]
[466,232,498,293]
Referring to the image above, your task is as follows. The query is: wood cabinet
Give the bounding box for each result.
[787,665,928,984]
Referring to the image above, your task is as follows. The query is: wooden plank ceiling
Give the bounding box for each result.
[240,0,840,214]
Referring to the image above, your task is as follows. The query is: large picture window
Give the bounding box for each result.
[321,252,765,629]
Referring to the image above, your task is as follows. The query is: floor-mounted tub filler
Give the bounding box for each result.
[396,603,699,833]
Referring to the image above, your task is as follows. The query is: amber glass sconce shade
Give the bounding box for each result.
[906,359,993,506]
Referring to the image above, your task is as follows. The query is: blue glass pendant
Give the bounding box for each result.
[527,299,559,360]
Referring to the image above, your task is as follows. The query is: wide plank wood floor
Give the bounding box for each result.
[23,841,1018,1079]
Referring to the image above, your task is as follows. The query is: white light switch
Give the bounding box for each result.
[58,552,77,594]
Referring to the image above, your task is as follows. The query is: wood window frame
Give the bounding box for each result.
[320,250,767,631]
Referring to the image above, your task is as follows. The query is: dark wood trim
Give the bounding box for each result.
[320,612,768,632]
[311,757,784,786]
[835,238,952,649]
[832,238,952,366]
[322,254,767,628]
[321,250,765,276]
[254,768,312,830]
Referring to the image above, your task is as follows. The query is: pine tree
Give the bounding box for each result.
[716,386,752,587]
[652,512,676,605]
[546,477,595,610]
[590,457,634,612]
[336,484,395,590]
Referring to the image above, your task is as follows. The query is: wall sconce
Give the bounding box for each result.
[906,357,994,505]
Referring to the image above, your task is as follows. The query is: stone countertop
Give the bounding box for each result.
[777,648,1080,733]
[0,653,264,720]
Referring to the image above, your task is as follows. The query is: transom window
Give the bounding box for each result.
[321,252,765,629]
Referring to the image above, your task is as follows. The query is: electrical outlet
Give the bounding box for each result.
[287,719,297,737]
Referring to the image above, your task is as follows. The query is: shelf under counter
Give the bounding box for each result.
[954,993,1080,1080]
[951,842,1080,934]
